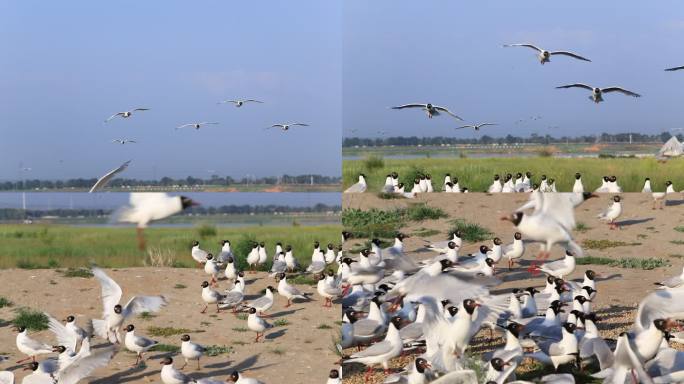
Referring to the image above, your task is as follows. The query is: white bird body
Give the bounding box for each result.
[642,179,652,193]
[597,198,622,224]
[504,43,591,65]
[16,329,52,359]
[556,83,641,103]
[345,175,367,193]
[124,328,158,357]
[105,108,149,122]
[161,361,195,384]
[346,322,403,370]
[539,252,576,279]
[573,176,584,193]
[114,193,195,228]
[488,178,503,193]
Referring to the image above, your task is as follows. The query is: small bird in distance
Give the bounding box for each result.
[176,122,219,130]
[556,83,641,103]
[105,108,150,122]
[391,103,463,120]
[217,99,263,107]
[111,139,137,145]
[503,43,591,65]
[268,123,309,131]
[455,122,497,131]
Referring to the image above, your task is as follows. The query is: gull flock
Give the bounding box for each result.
[339,190,684,384]
[0,235,348,383]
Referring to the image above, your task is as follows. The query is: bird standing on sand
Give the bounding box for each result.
[597,195,622,230]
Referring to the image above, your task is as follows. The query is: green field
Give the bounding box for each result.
[0,224,341,269]
[343,156,684,192]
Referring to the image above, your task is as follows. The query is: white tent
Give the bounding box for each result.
[658,136,683,158]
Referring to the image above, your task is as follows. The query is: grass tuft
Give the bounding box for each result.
[363,155,385,171]
[61,268,93,278]
[12,308,48,331]
[448,219,492,242]
[317,324,332,330]
[197,224,217,239]
[577,256,670,270]
[173,283,187,289]
[675,226,684,233]
[274,319,289,327]
[582,239,641,250]
[205,345,233,356]
[147,326,201,337]
[0,297,13,308]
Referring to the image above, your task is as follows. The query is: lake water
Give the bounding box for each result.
[0,192,341,210]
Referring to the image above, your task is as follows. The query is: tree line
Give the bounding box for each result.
[0,203,341,220]
[343,132,683,147]
[0,174,342,190]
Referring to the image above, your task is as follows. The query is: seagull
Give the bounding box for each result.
[50,342,116,384]
[160,357,196,384]
[537,250,577,279]
[269,123,309,131]
[642,178,652,193]
[276,272,311,307]
[227,371,264,384]
[344,174,367,193]
[201,280,226,314]
[176,122,219,130]
[383,357,431,384]
[247,307,273,342]
[217,99,263,107]
[112,193,199,249]
[391,103,463,120]
[573,173,584,193]
[503,232,525,270]
[180,334,205,370]
[14,326,53,363]
[597,195,622,230]
[316,273,343,307]
[503,43,591,65]
[88,160,131,193]
[124,324,158,366]
[111,139,137,144]
[344,319,403,381]
[90,267,168,344]
[652,181,676,209]
[241,286,275,317]
[104,108,149,122]
[216,240,233,263]
[47,314,90,353]
[556,83,641,103]
[191,241,209,264]
[456,123,497,131]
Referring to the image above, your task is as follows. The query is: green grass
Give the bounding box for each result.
[232,327,249,333]
[671,240,684,245]
[317,324,332,330]
[582,239,641,250]
[270,347,286,355]
[149,344,180,353]
[448,219,492,242]
[197,224,218,239]
[575,222,591,232]
[412,228,440,237]
[577,256,670,270]
[343,157,684,192]
[675,226,684,233]
[0,224,340,269]
[60,268,93,278]
[12,308,48,331]
[147,326,200,337]
[0,297,13,308]
[173,283,187,289]
[274,319,289,327]
[363,155,385,171]
[288,274,317,286]
[235,313,248,321]
[138,312,157,321]
[342,204,446,238]
[205,345,233,356]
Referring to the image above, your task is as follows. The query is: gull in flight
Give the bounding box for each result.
[176,122,219,130]
[89,160,131,193]
[104,108,149,122]
[456,122,497,131]
[555,83,641,103]
[218,99,263,107]
[111,139,136,145]
[391,103,463,120]
[665,65,684,71]
[269,123,309,131]
[503,43,591,65]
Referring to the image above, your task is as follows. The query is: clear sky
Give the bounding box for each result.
[0,0,341,181]
[343,0,684,139]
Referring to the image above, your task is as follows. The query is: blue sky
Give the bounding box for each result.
[344,0,684,139]
[0,0,341,180]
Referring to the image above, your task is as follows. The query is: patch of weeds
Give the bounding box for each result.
[412,228,440,237]
[317,324,332,330]
[646,226,656,230]
[49,280,57,285]
[575,222,591,232]
[342,208,404,239]
[0,297,13,308]
[16,260,43,269]
[47,259,60,268]
[377,192,403,199]
[61,268,93,278]
[235,313,248,321]
[205,345,233,356]
[173,283,187,289]
[171,260,191,268]
[232,340,247,346]
[197,224,217,239]
[12,308,48,331]
[669,254,684,259]
[363,155,384,171]
[582,239,640,250]
[675,226,684,233]
[232,327,248,333]
[405,204,447,221]
[672,240,684,245]
[200,321,211,327]
[138,312,157,321]
[448,219,492,242]
[288,275,317,286]
[147,326,198,337]
[149,344,179,353]
[577,256,670,270]
[274,319,289,327]
[270,347,286,355]
[637,234,648,240]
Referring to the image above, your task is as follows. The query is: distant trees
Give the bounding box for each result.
[342,132,684,147]
[0,174,341,191]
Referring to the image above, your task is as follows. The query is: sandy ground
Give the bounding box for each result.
[342,192,684,383]
[0,268,340,383]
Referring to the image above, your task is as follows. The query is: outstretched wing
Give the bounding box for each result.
[92,267,123,318]
[503,43,543,52]
[47,315,78,352]
[556,83,594,91]
[665,65,684,72]
[391,103,427,109]
[601,87,641,97]
[104,112,124,122]
[433,106,463,120]
[57,346,116,384]
[132,108,149,112]
[122,295,168,318]
[550,51,591,62]
[89,160,131,193]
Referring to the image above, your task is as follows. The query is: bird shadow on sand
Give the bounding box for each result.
[91,362,157,384]
[243,293,263,300]
[265,329,287,340]
[666,199,684,207]
[193,354,279,379]
[617,217,654,226]
[268,308,302,318]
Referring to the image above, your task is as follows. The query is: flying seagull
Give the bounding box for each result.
[89,160,131,193]
[665,65,684,71]
[105,108,149,122]
[269,123,309,131]
[111,139,137,145]
[218,99,263,107]
[391,103,463,120]
[176,122,219,130]
[456,123,497,131]
[503,43,591,65]
[555,83,641,103]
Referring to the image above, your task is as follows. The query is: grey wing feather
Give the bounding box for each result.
[135,337,157,348]
[47,315,78,351]
[89,160,131,193]
[550,51,591,62]
[122,295,168,318]
[57,346,116,384]
[349,340,393,359]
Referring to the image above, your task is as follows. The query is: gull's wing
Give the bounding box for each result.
[21,337,52,353]
[343,182,366,193]
[92,267,123,318]
[556,83,594,91]
[122,295,168,318]
[0,372,13,384]
[127,140,137,143]
[429,370,478,384]
[244,99,263,103]
[388,272,492,304]
[270,124,285,128]
[636,289,684,331]
[391,104,427,109]
[539,193,577,233]
[348,339,393,359]
[283,283,304,297]
[455,125,475,130]
[104,112,124,122]
[57,346,116,384]
[88,160,131,193]
[477,123,497,128]
[550,51,591,62]
[248,294,272,308]
[665,65,684,72]
[199,122,219,125]
[47,315,78,352]
[290,123,309,127]
[111,139,121,143]
[197,379,224,384]
[132,108,149,112]
[134,336,157,348]
[433,106,463,120]
[176,123,194,129]
[503,43,543,52]
[601,87,641,97]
